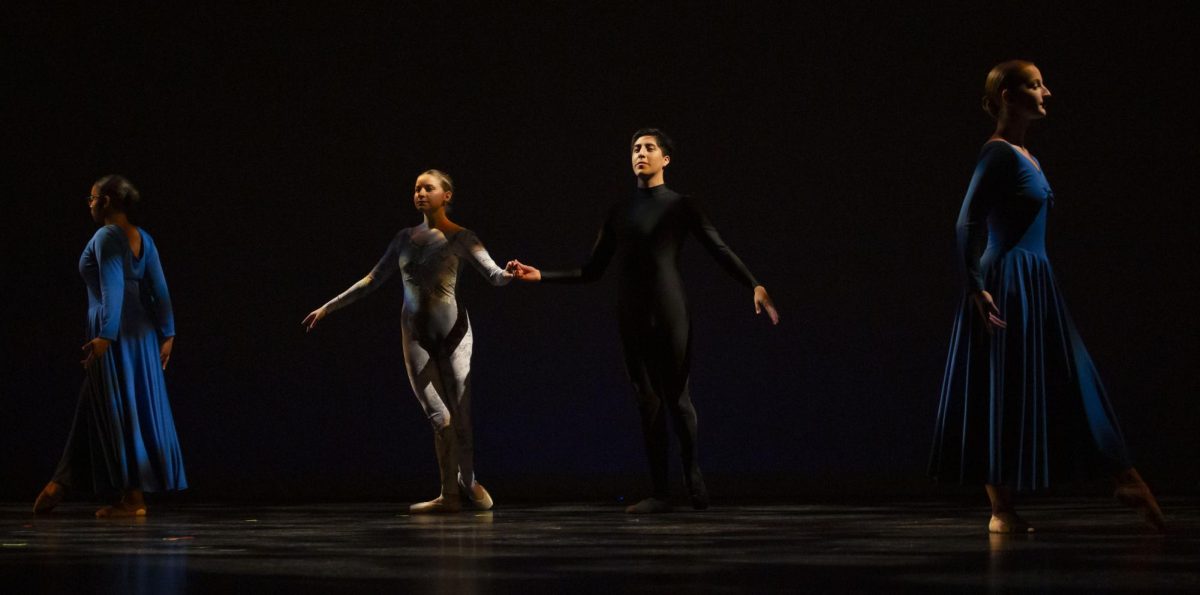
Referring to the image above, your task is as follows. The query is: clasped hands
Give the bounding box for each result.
[504,260,540,282]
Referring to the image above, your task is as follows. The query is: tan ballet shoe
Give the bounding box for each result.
[1115,484,1165,532]
[988,512,1034,534]
[409,425,462,514]
[33,481,65,514]
[409,496,462,514]
[459,480,494,511]
[95,503,147,519]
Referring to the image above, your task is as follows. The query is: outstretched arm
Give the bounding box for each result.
[302,275,375,331]
[509,208,617,284]
[685,196,779,325]
[303,231,404,332]
[458,230,513,286]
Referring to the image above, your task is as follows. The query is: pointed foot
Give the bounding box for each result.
[686,475,709,511]
[1115,484,1166,532]
[625,497,672,514]
[95,503,147,519]
[409,495,462,514]
[33,481,65,514]
[988,512,1034,534]
[459,480,494,511]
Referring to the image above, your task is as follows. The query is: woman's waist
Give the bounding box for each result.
[980,248,1054,275]
[983,241,1048,261]
[402,293,460,310]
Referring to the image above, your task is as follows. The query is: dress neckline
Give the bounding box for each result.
[105,224,144,260]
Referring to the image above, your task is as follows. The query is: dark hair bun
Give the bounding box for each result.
[93,175,141,213]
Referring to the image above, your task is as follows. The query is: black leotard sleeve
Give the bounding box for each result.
[683,195,760,288]
[540,205,618,284]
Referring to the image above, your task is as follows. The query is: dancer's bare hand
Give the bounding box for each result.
[753,286,780,325]
[302,307,328,332]
[505,260,542,282]
[81,337,111,368]
[159,337,174,370]
[970,290,1006,334]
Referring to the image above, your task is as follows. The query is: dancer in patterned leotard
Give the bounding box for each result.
[304,170,511,513]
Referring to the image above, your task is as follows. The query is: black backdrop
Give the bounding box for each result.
[3,3,1197,501]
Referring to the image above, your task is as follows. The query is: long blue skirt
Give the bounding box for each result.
[52,306,187,494]
[930,251,1132,491]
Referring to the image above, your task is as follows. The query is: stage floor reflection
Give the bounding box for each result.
[2,500,1197,593]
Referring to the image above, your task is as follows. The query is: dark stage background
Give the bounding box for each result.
[3,3,1197,501]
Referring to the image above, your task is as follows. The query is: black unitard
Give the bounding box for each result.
[543,184,759,498]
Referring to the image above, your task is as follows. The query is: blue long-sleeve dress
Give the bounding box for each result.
[52,225,187,494]
[929,141,1132,491]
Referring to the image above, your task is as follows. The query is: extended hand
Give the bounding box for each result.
[753,286,780,325]
[302,307,328,332]
[970,290,1007,334]
[160,336,174,370]
[505,260,542,282]
[81,337,112,368]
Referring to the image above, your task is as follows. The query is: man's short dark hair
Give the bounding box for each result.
[631,128,674,157]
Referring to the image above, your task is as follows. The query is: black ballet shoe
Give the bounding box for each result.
[686,474,709,510]
[681,467,705,508]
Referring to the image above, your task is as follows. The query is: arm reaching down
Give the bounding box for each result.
[685,196,779,324]
[957,142,1014,332]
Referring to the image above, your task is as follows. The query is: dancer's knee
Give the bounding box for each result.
[635,396,663,423]
[429,410,452,430]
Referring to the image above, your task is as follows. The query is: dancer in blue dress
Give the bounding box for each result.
[303,170,511,513]
[929,61,1164,532]
[34,175,186,518]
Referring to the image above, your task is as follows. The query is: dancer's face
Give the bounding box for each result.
[87,184,107,223]
[1005,65,1051,119]
[413,174,451,214]
[631,135,670,179]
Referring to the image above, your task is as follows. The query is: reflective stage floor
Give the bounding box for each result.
[2,499,1198,593]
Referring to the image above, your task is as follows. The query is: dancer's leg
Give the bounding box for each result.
[985,484,1033,533]
[39,368,112,513]
[402,318,461,513]
[620,318,671,514]
[657,315,706,509]
[434,311,493,510]
[1114,467,1165,531]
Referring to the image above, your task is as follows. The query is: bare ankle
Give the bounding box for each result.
[1114,467,1144,487]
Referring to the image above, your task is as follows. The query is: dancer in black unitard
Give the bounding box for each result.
[507,129,779,513]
